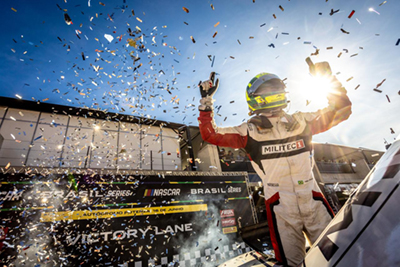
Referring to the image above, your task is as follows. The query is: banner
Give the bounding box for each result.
[0,171,256,266]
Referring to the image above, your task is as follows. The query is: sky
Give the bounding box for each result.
[1,0,399,151]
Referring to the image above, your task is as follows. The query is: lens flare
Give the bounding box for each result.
[299,76,334,107]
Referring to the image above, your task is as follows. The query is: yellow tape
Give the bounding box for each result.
[40,204,208,222]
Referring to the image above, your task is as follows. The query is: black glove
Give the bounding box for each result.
[199,72,219,98]
[306,57,332,78]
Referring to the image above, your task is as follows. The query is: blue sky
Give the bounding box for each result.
[1,0,399,151]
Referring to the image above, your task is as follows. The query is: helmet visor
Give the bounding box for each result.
[253,79,286,96]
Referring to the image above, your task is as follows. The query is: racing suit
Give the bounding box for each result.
[198,79,352,266]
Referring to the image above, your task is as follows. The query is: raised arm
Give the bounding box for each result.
[302,59,352,134]
[197,72,248,148]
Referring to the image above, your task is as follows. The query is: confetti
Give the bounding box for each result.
[340,28,350,34]
[279,5,284,11]
[212,32,218,38]
[104,34,114,42]
[15,94,22,99]
[11,7,17,12]
[373,88,382,93]
[330,9,340,16]
[210,4,214,10]
[386,95,390,103]
[355,84,360,90]
[348,10,355,18]
[376,79,386,88]
[368,7,380,15]
[190,36,195,43]
[396,39,400,46]
[214,22,220,27]
[64,13,73,25]
[273,14,276,19]
[390,128,395,134]
[182,7,189,13]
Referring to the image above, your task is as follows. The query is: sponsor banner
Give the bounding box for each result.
[0,174,247,210]
[40,204,208,222]
[221,218,237,227]
[223,226,238,234]
[0,172,255,266]
[220,209,235,218]
[262,139,305,155]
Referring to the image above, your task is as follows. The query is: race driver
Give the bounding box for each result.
[197,58,352,267]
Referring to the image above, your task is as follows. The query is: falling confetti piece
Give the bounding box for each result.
[182,7,189,13]
[190,36,195,43]
[396,39,400,46]
[33,135,43,141]
[373,88,382,93]
[212,32,218,38]
[64,13,73,25]
[99,2,105,6]
[346,77,353,82]
[279,5,284,11]
[211,4,214,10]
[368,7,380,15]
[15,94,22,99]
[386,95,391,103]
[355,84,360,90]
[5,162,10,169]
[390,128,395,134]
[348,10,355,18]
[104,34,114,42]
[375,79,386,88]
[11,7,17,12]
[340,28,350,34]
[42,98,49,101]
[214,22,220,27]
[273,14,277,19]
[330,9,340,16]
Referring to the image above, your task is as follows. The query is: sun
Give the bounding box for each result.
[297,75,334,107]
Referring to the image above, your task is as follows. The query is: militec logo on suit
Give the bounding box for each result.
[262,139,305,155]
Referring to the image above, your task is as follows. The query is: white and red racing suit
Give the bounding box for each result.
[198,83,351,266]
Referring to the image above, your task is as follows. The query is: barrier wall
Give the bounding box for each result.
[0,171,256,266]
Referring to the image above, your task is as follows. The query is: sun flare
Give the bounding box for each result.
[297,76,334,107]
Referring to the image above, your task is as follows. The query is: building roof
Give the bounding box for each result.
[0,96,187,131]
